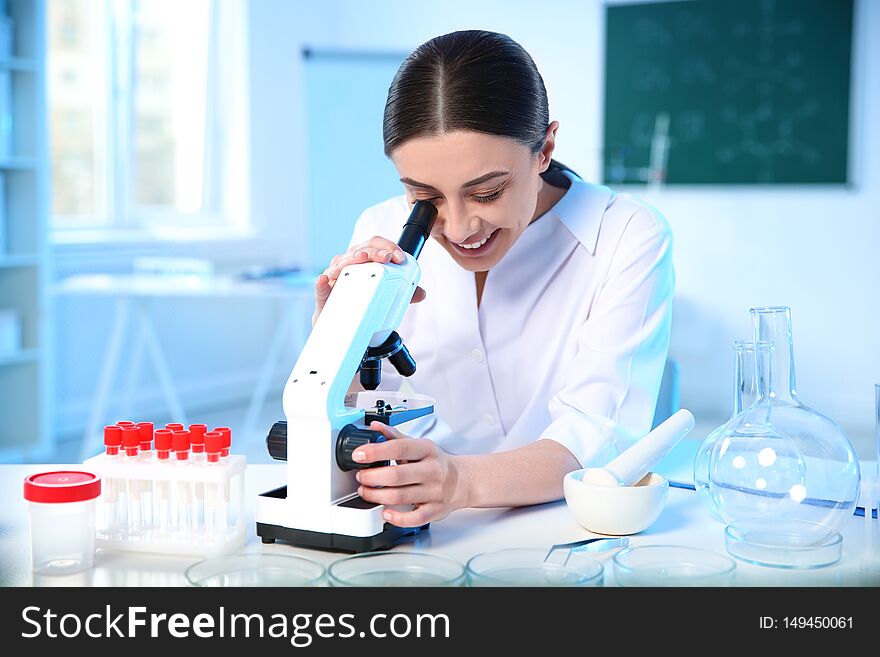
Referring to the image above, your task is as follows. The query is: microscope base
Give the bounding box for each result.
[256,521,424,553]
[255,485,429,553]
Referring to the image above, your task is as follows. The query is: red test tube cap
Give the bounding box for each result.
[121,425,140,455]
[117,420,135,427]
[154,429,173,458]
[189,424,207,453]
[137,421,154,450]
[214,427,231,456]
[166,423,184,431]
[205,431,222,462]
[104,425,122,455]
[172,429,191,459]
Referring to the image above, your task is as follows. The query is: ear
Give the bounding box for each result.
[537,121,560,173]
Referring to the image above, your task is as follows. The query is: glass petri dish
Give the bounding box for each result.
[613,546,736,586]
[724,524,843,569]
[328,552,466,587]
[467,548,604,587]
[185,553,326,587]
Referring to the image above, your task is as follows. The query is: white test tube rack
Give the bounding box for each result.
[83,452,247,557]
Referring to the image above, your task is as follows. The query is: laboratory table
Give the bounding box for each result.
[1,464,877,587]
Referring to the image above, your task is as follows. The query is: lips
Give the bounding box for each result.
[447,228,500,257]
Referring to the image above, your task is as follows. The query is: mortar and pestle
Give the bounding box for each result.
[563,409,695,535]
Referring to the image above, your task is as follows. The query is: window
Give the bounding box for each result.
[49,0,245,236]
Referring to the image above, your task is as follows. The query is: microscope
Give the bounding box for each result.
[256,201,439,552]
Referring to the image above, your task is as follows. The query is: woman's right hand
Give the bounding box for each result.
[313,236,428,326]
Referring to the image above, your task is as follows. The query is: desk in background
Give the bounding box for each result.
[54,274,315,460]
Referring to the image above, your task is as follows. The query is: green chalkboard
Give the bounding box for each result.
[603,0,852,185]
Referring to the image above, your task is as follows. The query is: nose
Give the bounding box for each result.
[437,200,481,243]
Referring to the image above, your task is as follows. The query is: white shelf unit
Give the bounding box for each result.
[0,0,50,462]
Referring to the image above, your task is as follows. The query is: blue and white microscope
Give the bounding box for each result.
[256,201,438,552]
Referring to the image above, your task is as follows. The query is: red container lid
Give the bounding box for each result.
[214,427,231,447]
[104,425,122,447]
[154,428,173,449]
[166,423,184,431]
[204,431,222,454]
[24,471,101,504]
[121,425,141,448]
[137,422,154,448]
[117,420,135,427]
[189,424,207,441]
[172,429,191,452]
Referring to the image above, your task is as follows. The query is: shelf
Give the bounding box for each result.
[0,57,37,72]
[0,348,39,367]
[0,253,39,267]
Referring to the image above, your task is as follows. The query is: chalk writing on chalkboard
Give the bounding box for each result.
[603,0,852,185]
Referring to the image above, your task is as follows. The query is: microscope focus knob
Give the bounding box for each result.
[336,424,389,471]
[266,421,288,461]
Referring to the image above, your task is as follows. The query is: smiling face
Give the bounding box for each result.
[390,126,559,272]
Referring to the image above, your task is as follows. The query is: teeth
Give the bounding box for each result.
[457,234,490,250]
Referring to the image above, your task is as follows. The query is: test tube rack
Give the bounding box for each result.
[84,452,246,557]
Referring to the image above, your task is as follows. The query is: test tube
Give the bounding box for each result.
[121,425,142,536]
[102,425,123,538]
[136,422,154,531]
[172,429,192,535]
[214,427,232,528]
[154,429,173,535]
[215,427,231,458]
[189,424,207,531]
[204,431,223,538]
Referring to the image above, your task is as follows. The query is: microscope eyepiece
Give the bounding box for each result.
[397,200,437,259]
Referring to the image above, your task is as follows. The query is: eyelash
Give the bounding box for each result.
[414,188,505,205]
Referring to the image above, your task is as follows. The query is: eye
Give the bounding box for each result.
[472,189,503,204]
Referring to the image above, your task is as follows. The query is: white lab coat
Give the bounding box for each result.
[347,171,674,468]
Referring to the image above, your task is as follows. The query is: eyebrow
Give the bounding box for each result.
[399,170,510,191]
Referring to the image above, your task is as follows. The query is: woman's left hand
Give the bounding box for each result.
[352,421,469,527]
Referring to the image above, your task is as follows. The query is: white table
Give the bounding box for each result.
[2,463,877,587]
[54,274,315,460]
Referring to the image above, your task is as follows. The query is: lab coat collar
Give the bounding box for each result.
[548,171,614,255]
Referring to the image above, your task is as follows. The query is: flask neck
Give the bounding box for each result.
[751,307,798,404]
[732,341,760,417]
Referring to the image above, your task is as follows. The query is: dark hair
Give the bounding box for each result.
[383,30,578,182]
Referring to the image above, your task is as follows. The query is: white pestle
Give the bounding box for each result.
[581,409,696,487]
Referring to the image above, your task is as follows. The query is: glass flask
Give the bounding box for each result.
[707,306,860,569]
[694,339,769,522]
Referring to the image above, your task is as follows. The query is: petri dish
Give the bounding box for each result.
[185,553,326,587]
[724,524,843,569]
[467,548,604,587]
[328,552,465,587]
[613,545,736,586]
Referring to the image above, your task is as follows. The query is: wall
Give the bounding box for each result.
[248,0,880,443]
[51,0,879,453]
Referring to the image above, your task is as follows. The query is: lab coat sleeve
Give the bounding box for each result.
[538,209,675,468]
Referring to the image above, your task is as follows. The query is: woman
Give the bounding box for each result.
[313,30,674,528]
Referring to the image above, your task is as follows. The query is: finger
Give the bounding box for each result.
[411,286,427,304]
[359,483,434,506]
[356,461,432,488]
[352,435,435,465]
[382,503,440,528]
[314,274,331,301]
[361,236,402,252]
[330,250,369,273]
